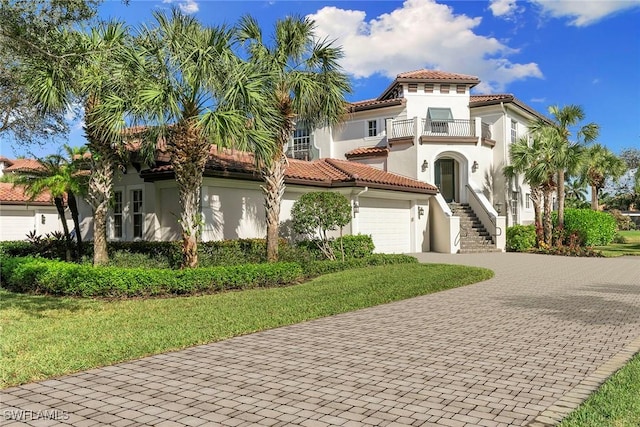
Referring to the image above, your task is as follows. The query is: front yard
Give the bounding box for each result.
[0,263,492,388]
[595,230,640,257]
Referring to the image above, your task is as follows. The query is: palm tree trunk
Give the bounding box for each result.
[543,189,553,246]
[557,170,565,229]
[263,149,286,263]
[170,120,209,269]
[87,146,115,266]
[53,196,72,261]
[591,184,599,210]
[530,188,543,246]
[67,191,83,260]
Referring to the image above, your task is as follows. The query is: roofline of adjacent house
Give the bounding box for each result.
[0,200,54,206]
[140,167,437,195]
[469,95,552,124]
[348,98,405,113]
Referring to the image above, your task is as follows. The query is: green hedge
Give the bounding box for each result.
[554,209,617,246]
[1,257,303,297]
[506,225,537,252]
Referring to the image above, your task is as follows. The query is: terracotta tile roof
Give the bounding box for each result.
[396,69,480,83]
[469,94,514,103]
[349,98,405,112]
[0,156,13,165]
[142,149,436,194]
[0,182,54,205]
[469,94,551,123]
[345,146,390,159]
[3,159,45,173]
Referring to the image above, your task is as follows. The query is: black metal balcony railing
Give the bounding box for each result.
[421,119,476,137]
[390,118,414,139]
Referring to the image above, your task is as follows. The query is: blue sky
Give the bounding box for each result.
[3,0,639,158]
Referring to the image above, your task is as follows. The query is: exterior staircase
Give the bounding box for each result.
[449,203,501,254]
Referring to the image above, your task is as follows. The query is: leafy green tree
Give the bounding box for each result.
[530,105,599,232]
[291,192,352,260]
[237,15,351,262]
[579,144,626,210]
[111,10,275,268]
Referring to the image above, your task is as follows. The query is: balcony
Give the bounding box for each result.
[388,117,494,147]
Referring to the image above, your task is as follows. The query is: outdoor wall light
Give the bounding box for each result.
[352,200,360,216]
[472,160,479,173]
[421,160,429,172]
[418,206,425,218]
[41,214,46,225]
[494,202,503,214]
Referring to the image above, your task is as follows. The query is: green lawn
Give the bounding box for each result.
[0,263,492,388]
[595,230,640,257]
[559,351,640,427]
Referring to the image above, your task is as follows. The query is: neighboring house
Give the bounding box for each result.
[0,157,72,241]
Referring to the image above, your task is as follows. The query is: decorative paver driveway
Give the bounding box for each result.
[2,253,639,427]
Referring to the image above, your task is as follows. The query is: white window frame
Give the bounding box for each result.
[112,189,124,240]
[291,127,311,160]
[511,120,518,143]
[367,120,378,138]
[131,188,144,240]
[525,193,531,209]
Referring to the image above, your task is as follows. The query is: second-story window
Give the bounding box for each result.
[426,108,453,134]
[367,120,378,137]
[292,127,311,160]
[511,120,518,143]
[132,189,143,239]
[113,191,123,238]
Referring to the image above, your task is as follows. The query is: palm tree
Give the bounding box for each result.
[118,10,275,268]
[530,105,599,232]
[579,144,626,210]
[505,130,558,246]
[564,177,588,208]
[20,21,136,265]
[237,15,351,262]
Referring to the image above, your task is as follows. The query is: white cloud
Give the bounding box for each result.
[160,0,199,14]
[530,97,546,103]
[531,0,640,26]
[308,0,542,93]
[592,78,601,84]
[490,0,517,17]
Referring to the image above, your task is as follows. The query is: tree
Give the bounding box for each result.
[0,0,100,147]
[564,178,588,209]
[579,144,626,210]
[117,10,275,268]
[529,105,599,232]
[505,130,558,246]
[237,15,351,262]
[291,192,351,260]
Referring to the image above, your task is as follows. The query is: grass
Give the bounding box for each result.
[595,230,640,257]
[0,263,492,388]
[559,351,640,427]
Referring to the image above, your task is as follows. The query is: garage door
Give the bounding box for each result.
[358,198,411,254]
[0,210,34,241]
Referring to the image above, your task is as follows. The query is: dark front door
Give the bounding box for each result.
[435,159,455,202]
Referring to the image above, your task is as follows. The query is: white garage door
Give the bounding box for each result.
[358,198,411,254]
[0,210,35,241]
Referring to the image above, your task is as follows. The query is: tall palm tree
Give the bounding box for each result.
[564,177,588,207]
[237,15,351,262]
[118,10,275,268]
[20,21,136,265]
[530,105,599,232]
[505,130,558,246]
[580,144,626,210]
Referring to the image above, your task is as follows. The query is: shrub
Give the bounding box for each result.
[330,235,375,259]
[506,225,537,252]
[1,257,304,297]
[534,245,603,257]
[608,209,636,231]
[554,209,617,246]
[612,233,628,244]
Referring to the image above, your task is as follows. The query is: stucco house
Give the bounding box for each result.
[0,157,73,240]
[3,70,548,254]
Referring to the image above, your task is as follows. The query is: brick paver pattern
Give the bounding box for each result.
[1,253,639,426]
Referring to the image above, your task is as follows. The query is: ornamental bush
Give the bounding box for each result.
[301,254,417,277]
[1,257,304,297]
[553,209,617,246]
[506,225,537,252]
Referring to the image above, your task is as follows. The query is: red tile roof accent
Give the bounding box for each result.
[469,94,551,123]
[0,182,54,205]
[345,146,390,159]
[349,98,405,112]
[3,159,44,173]
[142,148,436,194]
[0,156,14,165]
[396,69,480,83]
[469,94,514,103]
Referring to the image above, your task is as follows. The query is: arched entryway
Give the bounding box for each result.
[434,153,469,203]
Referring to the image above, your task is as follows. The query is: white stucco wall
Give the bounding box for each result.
[0,205,73,241]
